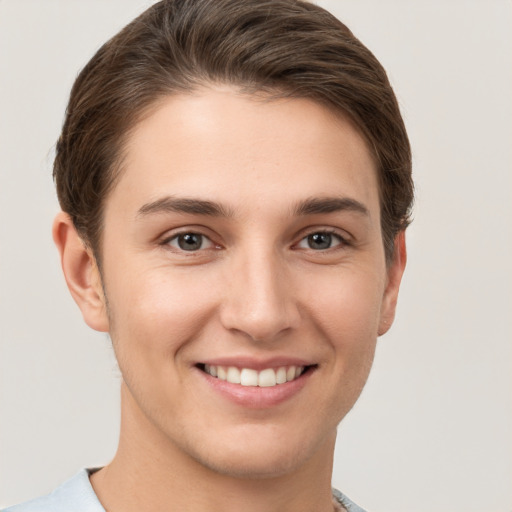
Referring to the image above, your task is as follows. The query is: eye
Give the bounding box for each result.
[167,232,214,252]
[297,231,344,250]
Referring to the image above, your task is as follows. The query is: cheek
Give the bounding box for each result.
[305,266,385,388]
[321,292,380,383]
[305,265,385,343]
[105,264,218,364]
[319,277,383,405]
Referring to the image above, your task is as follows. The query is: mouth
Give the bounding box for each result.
[196,363,316,388]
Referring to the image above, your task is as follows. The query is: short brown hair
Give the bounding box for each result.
[54,0,413,261]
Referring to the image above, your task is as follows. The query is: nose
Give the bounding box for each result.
[219,247,300,342]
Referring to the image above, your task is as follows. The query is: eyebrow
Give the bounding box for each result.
[293,196,369,217]
[136,195,369,220]
[137,196,234,218]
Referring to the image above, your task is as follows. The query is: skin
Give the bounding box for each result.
[54,86,406,512]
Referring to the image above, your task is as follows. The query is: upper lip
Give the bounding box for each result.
[196,356,316,371]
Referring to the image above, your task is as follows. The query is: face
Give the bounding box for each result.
[81,87,404,478]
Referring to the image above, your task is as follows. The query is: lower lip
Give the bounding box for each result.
[196,367,314,409]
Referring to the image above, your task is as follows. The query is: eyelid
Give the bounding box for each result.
[293,227,351,247]
[168,233,214,251]
[157,225,351,252]
[296,232,342,251]
[159,227,222,252]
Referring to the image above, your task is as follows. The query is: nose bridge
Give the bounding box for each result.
[220,243,299,341]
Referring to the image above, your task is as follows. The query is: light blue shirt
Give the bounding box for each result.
[3,469,367,512]
[3,470,103,512]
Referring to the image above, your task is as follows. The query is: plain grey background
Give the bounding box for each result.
[1,1,511,510]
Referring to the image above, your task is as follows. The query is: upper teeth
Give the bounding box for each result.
[204,365,305,387]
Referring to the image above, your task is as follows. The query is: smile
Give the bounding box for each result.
[199,364,309,387]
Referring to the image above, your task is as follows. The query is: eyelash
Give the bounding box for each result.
[161,228,350,253]
[162,231,218,253]
[295,229,349,251]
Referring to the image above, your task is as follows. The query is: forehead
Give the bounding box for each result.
[109,87,379,219]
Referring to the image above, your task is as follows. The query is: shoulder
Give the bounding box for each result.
[3,469,105,512]
[332,487,368,512]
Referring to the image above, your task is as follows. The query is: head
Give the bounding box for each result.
[53,0,412,480]
[54,0,412,265]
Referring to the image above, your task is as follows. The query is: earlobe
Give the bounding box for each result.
[52,212,109,332]
[378,231,407,336]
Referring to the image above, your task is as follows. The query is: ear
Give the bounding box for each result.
[378,231,407,336]
[52,211,109,332]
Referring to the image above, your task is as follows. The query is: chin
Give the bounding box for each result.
[195,448,306,480]
[181,423,336,480]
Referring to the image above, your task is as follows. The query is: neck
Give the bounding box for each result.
[91,383,338,512]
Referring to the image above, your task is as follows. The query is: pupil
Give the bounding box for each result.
[178,233,202,251]
[309,233,331,250]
